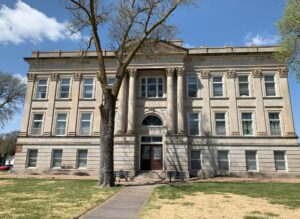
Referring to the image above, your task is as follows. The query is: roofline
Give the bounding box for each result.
[24,45,280,61]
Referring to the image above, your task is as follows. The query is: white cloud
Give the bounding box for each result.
[244,33,280,46]
[0,1,80,44]
[15,73,27,83]
[183,43,195,48]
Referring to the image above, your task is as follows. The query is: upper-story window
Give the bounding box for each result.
[212,76,223,97]
[80,112,92,135]
[269,112,281,136]
[265,75,276,96]
[241,113,253,136]
[215,113,226,136]
[142,115,162,126]
[59,78,71,99]
[188,112,200,136]
[83,78,94,99]
[36,79,47,99]
[31,113,44,135]
[141,77,163,98]
[55,113,68,136]
[107,76,115,86]
[186,75,198,97]
[238,75,249,97]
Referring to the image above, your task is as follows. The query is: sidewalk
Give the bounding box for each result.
[81,185,156,219]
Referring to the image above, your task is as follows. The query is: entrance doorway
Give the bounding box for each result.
[141,145,163,170]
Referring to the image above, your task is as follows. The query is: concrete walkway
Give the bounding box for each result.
[81,185,155,219]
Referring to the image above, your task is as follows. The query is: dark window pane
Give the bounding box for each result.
[142,116,162,126]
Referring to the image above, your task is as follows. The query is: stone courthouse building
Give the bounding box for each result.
[14,41,300,178]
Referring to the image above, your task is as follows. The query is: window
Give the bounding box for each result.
[77,150,88,168]
[27,149,38,168]
[269,113,281,136]
[190,150,201,170]
[83,78,94,98]
[241,113,253,136]
[59,78,71,99]
[188,113,200,136]
[187,75,198,97]
[265,75,276,96]
[107,77,115,86]
[36,79,47,99]
[218,151,229,171]
[31,114,43,135]
[142,115,162,126]
[80,113,92,135]
[141,77,163,98]
[274,151,286,171]
[246,151,257,171]
[56,113,67,136]
[238,75,249,96]
[52,150,62,168]
[212,76,223,97]
[215,113,226,136]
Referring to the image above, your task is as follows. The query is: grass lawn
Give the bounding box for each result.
[0,178,121,219]
[141,182,300,219]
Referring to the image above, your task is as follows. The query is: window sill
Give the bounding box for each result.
[33,99,48,102]
[236,97,256,100]
[185,97,203,100]
[138,97,167,100]
[52,167,62,169]
[79,98,96,101]
[210,97,229,100]
[26,167,36,169]
[263,96,283,100]
[56,98,72,101]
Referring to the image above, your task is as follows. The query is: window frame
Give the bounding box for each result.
[214,112,227,136]
[51,149,63,169]
[79,112,93,136]
[35,78,48,100]
[263,74,277,97]
[59,77,71,99]
[212,75,224,97]
[218,150,230,171]
[77,149,88,169]
[26,149,38,168]
[82,77,95,99]
[188,112,201,136]
[245,150,258,172]
[55,112,68,136]
[190,150,202,170]
[31,113,44,136]
[186,75,199,98]
[142,115,163,126]
[238,75,250,97]
[140,76,164,98]
[274,151,287,171]
[268,112,282,136]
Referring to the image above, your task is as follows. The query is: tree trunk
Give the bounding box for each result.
[99,89,116,187]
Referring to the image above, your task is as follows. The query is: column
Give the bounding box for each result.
[252,69,267,136]
[227,69,239,136]
[166,67,175,134]
[127,69,137,134]
[68,72,81,136]
[201,70,212,135]
[177,67,185,134]
[44,73,58,136]
[278,67,297,137]
[115,74,127,134]
[19,73,36,137]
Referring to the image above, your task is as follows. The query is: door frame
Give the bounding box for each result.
[139,135,164,171]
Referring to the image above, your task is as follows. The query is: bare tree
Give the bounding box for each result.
[0,71,26,128]
[65,0,197,187]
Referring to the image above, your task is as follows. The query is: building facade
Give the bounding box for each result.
[13,41,300,178]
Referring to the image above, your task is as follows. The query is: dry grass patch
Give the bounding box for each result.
[140,182,300,219]
[0,178,121,219]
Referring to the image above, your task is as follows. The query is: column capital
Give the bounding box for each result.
[200,70,210,79]
[73,72,82,81]
[176,67,185,76]
[278,67,288,78]
[252,69,262,78]
[27,73,36,82]
[166,67,175,77]
[227,69,236,79]
[128,68,137,78]
[50,73,59,81]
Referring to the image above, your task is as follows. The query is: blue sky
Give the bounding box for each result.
[0,0,299,137]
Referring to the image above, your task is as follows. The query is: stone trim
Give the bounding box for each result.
[27,73,36,82]
[176,67,185,76]
[50,73,58,81]
[227,69,236,79]
[73,72,82,81]
[200,70,210,79]
[166,67,175,77]
[278,67,288,78]
[128,68,137,78]
[252,69,262,78]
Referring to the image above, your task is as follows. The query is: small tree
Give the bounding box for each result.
[65,0,197,187]
[0,131,18,165]
[276,0,300,80]
[0,71,26,128]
